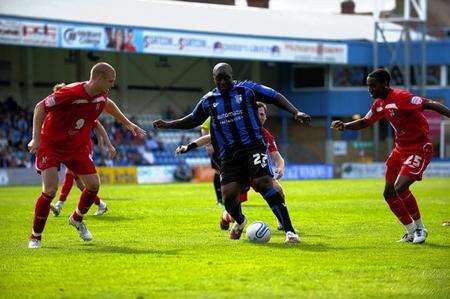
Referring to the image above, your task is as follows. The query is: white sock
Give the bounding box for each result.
[405,222,416,234]
[56,200,64,207]
[414,218,424,229]
[99,200,106,208]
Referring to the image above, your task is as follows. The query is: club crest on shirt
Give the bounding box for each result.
[235,94,243,104]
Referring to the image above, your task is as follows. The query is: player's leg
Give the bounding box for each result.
[29,167,59,248]
[222,182,247,239]
[254,175,298,243]
[213,172,222,205]
[272,180,285,231]
[66,157,99,241]
[220,183,249,230]
[51,169,75,216]
[395,145,433,243]
[384,151,417,242]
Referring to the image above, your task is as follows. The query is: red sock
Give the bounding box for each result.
[398,189,421,220]
[239,193,248,202]
[94,195,101,206]
[59,172,75,202]
[386,196,414,225]
[31,192,54,239]
[71,189,97,222]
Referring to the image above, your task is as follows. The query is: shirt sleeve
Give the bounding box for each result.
[262,128,278,152]
[396,92,426,111]
[363,100,384,125]
[201,117,211,131]
[43,88,73,112]
[191,98,209,125]
[242,80,278,104]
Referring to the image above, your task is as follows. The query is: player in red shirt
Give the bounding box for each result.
[331,68,450,244]
[27,62,146,249]
[51,119,117,217]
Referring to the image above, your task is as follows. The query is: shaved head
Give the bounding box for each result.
[90,62,116,79]
[213,63,233,92]
[213,62,232,77]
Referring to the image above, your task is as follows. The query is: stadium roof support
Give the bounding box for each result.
[372,0,427,160]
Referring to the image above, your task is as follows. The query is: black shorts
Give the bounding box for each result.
[220,145,273,186]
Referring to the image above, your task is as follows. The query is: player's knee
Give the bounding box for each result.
[43,186,57,198]
[254,176,272,193]
[394,182,408,195]
[383,188,395,200]
[84,181,100,193]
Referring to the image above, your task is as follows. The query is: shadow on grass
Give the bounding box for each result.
[100,197,134,201]
[420,242,450,249]
[259,242,330,252]
[87,215,132,222]
[83,244,181,255]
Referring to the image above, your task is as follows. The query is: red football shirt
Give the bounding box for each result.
[40,82,107,155]
[363,88,429,151]
[262,127,278,153]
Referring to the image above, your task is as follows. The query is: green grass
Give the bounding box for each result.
[1,178,449,298]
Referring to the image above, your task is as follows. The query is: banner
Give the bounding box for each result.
[0,169,9,185]
[283,164,334,180]
[0,18,58,47]
[0,17,348,63]
[142,30,347,63]
[97,166,137,184]
[137,165,176,184]
[60,25,105,49]
[341,162,450,178]
[21,21,58,47]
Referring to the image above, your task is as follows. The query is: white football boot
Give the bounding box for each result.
[50,201,64,217]
[397,232,414,243]
[69,216,93,241]
[28,238,41,249]
[285,231,300,244]
[93,201,108,216]
[413,228,428,244]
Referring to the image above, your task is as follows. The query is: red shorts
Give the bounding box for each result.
[385,143,433,183]
[35,147,97,175]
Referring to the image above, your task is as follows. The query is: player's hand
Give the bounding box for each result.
[331,120,345,131]
[175,145,188,155]
[27,139,39,154]
[293,111,311,125]
[125,122,146,137]
[275,167,284,179]
[106,144,117,158]
[153,119,170,130]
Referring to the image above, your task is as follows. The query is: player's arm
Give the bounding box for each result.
[423,99,450,118]
[331,118,370,131]
[270,151,285,179]
[93,120,117,158]
[273,93,311,125]
[154,114,200,130]
[175,134,211,155]
[154,99,208,130]
[28,101,47,154]
[104,99,146,137]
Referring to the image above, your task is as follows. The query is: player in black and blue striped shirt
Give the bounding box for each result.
[153,62,310,243]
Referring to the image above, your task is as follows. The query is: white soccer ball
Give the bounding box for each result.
[246,221,271,243]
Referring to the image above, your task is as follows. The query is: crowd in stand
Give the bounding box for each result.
[0,97,201,168]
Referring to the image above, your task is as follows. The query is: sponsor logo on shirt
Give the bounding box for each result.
[385,103,398,109]
[411,96,422,105]
[44,95,56,107]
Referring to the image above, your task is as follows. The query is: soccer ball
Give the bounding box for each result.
[246,221,271,243]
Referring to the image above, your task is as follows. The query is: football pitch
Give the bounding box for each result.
[1,178,449,298]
